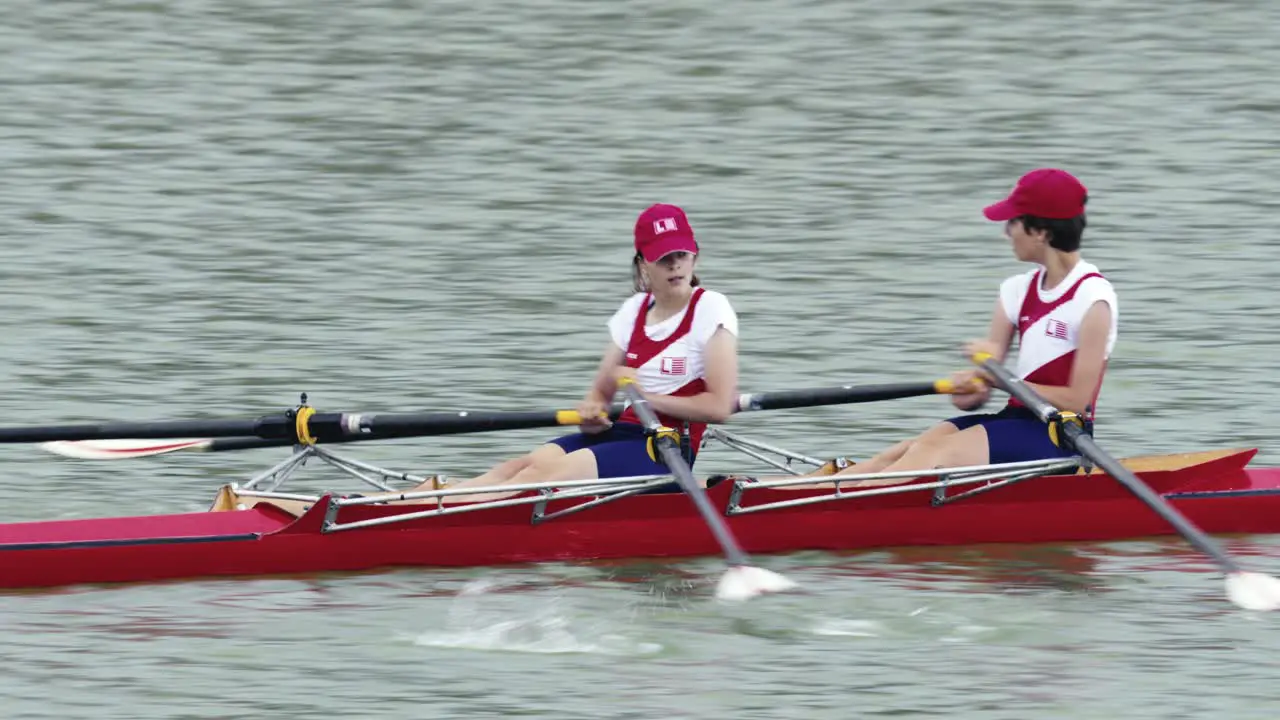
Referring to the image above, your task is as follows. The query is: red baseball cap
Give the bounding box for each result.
[983,168,1088,221]
[634,203,698,262]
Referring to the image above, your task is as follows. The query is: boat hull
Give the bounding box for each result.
[1,448,1277,590]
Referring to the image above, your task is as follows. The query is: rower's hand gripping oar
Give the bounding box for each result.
[615,377,796,602]
[972,352,1280,611]
[36,380,959,460]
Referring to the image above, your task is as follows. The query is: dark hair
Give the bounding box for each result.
[1020,201,1088,252]
[632,252,702,293]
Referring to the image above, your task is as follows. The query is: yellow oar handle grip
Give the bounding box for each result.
[616,376,636,388]
[935,375,993,395]
[556,409,614,425]
[555,410,584,425]
[971,351,996,365]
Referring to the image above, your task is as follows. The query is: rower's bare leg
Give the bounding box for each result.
[767,423,962,490]
[441,448,599,504]
[369,446,555,504]
[444,446,562,490]
[844,426,990,487]
[765,441,915,490]
[830,423,962,477]
[754,440,915,489]
[838,439,915,475]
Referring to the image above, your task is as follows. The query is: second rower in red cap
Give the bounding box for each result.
[746,168,1118,488]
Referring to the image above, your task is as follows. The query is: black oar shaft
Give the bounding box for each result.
[356,407,623,439]
[618,381,751,567]
[735,379,954,412]
[0,416,294,444]
[973,353,1244,575]
[2,377,951,447]
[0,408,613,446]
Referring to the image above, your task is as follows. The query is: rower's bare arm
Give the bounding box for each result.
[644,327,739,423]
[955,301,1016,407]
[986,299,1016,361]
[577,344,625,428]
[964,300,1016,367]
[588,343,626,401]
[1027,300,1112,415]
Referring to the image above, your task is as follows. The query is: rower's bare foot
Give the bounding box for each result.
[817,457,855,476]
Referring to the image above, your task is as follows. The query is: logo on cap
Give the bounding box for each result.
[653,218,678,234]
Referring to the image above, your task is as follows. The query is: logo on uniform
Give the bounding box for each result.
[1045,318,1069,340]
[626,352,638,360]
[653,217,678,234]
[660,357,687,375]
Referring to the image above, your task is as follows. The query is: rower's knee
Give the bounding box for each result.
[899,426,987,468]
[511,444,564,473]
[888,424,960,459]
[869,439,914,465]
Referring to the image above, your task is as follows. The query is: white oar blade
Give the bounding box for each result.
[1225,571,1280,611]
[39,438,213,460]
[715,566,798,602]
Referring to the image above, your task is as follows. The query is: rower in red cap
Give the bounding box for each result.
[435,203,741,499]
[758,168,1119,487]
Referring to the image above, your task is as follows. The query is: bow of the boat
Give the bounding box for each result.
[0,501,299,589]
[0,505,294,550]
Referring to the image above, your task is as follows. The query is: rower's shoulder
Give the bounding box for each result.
[697,287,733,303]
[1077,262,1117,292]
[617,292,648,311]
[999,267,1040,293]
[695,288,736,313]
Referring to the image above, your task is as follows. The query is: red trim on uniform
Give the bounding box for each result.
[624,288,705,368]
[617,288,710,450]
[1023,350,1076,388]
[1008,271,1107,421]
[1016,271,1104,333]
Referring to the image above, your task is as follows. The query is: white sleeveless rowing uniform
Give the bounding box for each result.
[546,288,738,481]
[948,259,1118,465]
[999,260,1118,420]
[608,288,738,449]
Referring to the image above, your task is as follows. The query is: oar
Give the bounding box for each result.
[734,379,955,413]
[972,352,1280,611]
[616,378,796,602]
[37,379,957,459]
[38,437,282,460]
[35,435,407,459]
[1,403,620,446]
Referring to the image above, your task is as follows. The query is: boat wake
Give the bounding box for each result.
[411,616,663,656]
[809,618,886,638]
[407,578,664,656]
